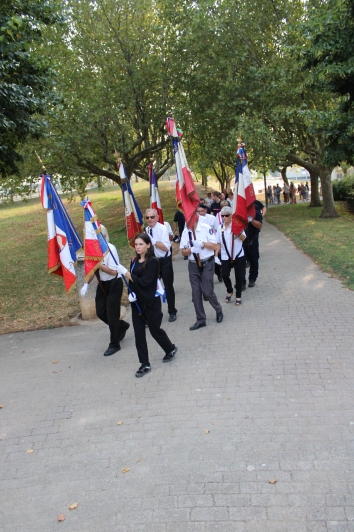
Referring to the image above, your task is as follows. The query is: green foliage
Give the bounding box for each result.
[0,0,63,177]
[295,0,354,165]
[332,175,354,207]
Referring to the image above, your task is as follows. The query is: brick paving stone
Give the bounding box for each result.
[1,219,354,531]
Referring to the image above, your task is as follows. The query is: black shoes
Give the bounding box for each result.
[216,312,224,323]
[218,274,223,283]
[120,323,130,341]
[248,280,256,287]
[104,346,121,357]
[163,346,178,363]
[135,364,151,378]
[190,322,206,331]
[169,313,177,322]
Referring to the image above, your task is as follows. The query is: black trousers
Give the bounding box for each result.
[159,255,177,315]
[95,277,129,348]
[222,255,246,298]
[131,297,174,366]
[243,238,260,283]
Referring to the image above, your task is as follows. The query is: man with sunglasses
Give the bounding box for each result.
[145,208,178,322]
[180,212,223,330]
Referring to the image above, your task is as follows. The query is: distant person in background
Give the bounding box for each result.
[228,190,234,206]
[173,209,185,239]
[222,188,229,200]
[273,186,278,204]
[275,183,282,204]
[267,186,273,204]
[205,192,213,209]
[289,182,297,204]
[210,191,222,217]
[283,182,290,203]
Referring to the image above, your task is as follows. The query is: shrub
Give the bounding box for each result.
[332,175,354,207]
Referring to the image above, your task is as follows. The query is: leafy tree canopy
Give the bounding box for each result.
[0,0,63,177]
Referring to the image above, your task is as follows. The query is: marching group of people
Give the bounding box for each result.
[91,191,264,379]
[267,181,309,205]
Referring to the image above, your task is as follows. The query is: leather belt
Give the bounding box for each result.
[190,256,214,266]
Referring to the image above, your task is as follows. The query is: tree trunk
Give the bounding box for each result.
[201,172,208,189]
[280,166,289,185]
[319,167,338,218]
[309,170,322,207]
[97,175,102,189]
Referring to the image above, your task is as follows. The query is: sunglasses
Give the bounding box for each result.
[221,214,230,217]
[146,216,156,219]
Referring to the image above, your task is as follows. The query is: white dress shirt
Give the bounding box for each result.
[180,219,217,261]
[146,221,171,258]
[216,224,245,260]
[99,243,123,281]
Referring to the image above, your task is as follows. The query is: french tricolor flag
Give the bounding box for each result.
[80,198,109,281]
[166,116,200,228]
[232,143,256,235]
[149,163,164,224]
[119,162,143,247]
[40,174,82,294]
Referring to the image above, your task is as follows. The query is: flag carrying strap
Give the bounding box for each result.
[221,225,243,263]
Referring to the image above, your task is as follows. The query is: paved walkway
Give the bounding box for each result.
[1,221,354,532]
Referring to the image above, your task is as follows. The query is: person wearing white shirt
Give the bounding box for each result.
[215,206,246,306]
[180,214,223,330]
[196,203,223,283]
[145,209,177,322]
[94,225,130,356]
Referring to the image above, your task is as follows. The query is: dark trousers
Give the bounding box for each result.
[189,259,222,324]
[214,255,222,279]
[131,297,174,366]
[243,238,260,283]
[96,277,129,348]
[159,255,177,315]
[222,255,246,298]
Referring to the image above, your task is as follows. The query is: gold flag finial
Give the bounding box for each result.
[35,151,46,172]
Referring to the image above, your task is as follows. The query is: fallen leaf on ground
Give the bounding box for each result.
[69,503,78,510]
[26,449,34,453]
[116,421,123,425]
[52,360,58,364]
[53,371,57,373]
[0,405,3,409]
[57,514,65,521]
[122,468,130,473]
[268,479,277,484]
[137,416,141,418]
[136,457,142,462]
[211,422,215,425]
[204,430,210,434]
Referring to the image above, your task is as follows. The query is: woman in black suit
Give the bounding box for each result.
[126,233,177,378]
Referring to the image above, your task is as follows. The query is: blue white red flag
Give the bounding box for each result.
[40,174,82,293]
[166,116,199,228]
[149,163,164,224]
[119,161,143,247]
[232,142,256,235]
[80,197,109,281]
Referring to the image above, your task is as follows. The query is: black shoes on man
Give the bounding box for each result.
[190,322,206,331]
[103,346,121,357]
[248,280,256,287]
[168,313,177,322]
[216,312,224,323]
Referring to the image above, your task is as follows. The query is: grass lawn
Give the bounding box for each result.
[266,201,354,291]
[0,180,180,334]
